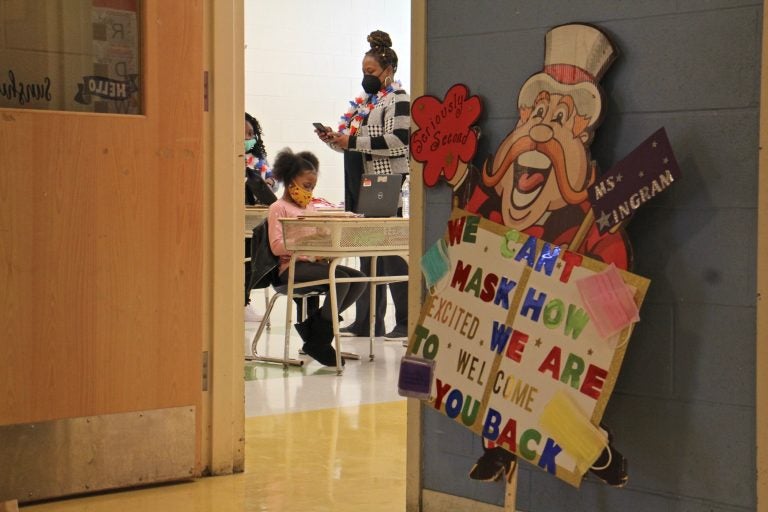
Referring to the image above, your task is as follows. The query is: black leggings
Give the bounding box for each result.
[278,261,366,321]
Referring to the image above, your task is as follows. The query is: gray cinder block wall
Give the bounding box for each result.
[421,1,761,510]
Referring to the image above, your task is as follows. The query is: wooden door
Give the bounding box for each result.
[0,0,204,501]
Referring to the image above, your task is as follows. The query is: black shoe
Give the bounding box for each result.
[302,342,345,367]
[588,424,628,487]
[295,312,334,345]
[313,315,336,345]
[384,325,408,341]
[340,323,385,337]
[469,447,516,482]
[294,316,314,344]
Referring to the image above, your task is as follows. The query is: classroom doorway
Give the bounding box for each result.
[240,0,412,394]
[238,0,416,500]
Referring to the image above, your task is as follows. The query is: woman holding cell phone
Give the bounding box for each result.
[314,29,410,340]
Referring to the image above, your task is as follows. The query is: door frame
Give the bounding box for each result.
[204,0,430,491]
[756,0,768,507]
[205,0,246,474]
[407,2,426,510]
[204,0,430,490]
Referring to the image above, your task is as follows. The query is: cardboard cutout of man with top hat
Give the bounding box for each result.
[467,23,631,487]
[461,23,630,270]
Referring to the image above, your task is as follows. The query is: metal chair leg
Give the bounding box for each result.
[246,292,303,367]
[264,287,271,330]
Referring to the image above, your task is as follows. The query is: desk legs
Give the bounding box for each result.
[368,256,378,361]
[328,258,344,375]
[284,257,297,369]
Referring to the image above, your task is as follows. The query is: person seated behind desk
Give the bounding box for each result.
[244,113,279,322]
[245,112,278,206]
[267,149,366,367]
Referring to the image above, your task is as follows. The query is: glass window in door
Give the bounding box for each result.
[0,0,141,114]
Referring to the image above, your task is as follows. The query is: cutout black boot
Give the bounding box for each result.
[588,423,628,487]
[469,447,516,482]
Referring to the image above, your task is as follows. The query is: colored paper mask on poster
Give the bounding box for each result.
[539,390,608,475]
[421,238,451,291]
[575,264,639,340]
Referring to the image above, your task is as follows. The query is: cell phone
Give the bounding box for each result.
[313,122,329,132]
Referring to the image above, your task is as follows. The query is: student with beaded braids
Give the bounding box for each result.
[244,112,277,205]
[267,149,366,366]
[244,112,278,323]
[315,29,410,340]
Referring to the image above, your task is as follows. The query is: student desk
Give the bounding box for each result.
[244,205,270,331]
[280,216,409,374]
[245,205,270,232]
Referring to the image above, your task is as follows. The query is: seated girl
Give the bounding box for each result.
[267,149,366,366]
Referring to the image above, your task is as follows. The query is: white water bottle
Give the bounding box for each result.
[401,174,410,218]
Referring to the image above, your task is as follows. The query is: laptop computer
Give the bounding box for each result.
[355,173,402,218]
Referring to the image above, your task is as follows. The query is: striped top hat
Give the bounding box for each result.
[518,23,617,128]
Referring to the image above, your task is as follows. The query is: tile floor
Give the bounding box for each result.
[244,291,407,416]
[23,292,409,512]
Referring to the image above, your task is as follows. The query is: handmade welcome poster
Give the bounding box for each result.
[407,209,649,487]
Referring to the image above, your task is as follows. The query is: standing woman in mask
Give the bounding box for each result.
[315,30,410,339]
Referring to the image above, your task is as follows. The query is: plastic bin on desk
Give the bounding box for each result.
[280,217,409,253]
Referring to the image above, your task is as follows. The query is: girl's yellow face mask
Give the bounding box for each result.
[288,181,313,208]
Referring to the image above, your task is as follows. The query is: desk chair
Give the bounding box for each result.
[245,284,361,368]
[244,220,271,323]
[245,285,320,367]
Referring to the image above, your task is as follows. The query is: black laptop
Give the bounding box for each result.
[355,174,402,218]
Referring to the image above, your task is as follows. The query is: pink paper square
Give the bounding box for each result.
[575,264,640,339]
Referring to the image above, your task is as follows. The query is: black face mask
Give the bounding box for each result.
[361,74,382,94]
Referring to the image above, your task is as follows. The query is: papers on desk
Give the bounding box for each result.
[310,197,341,209]
[298,211,362,218]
